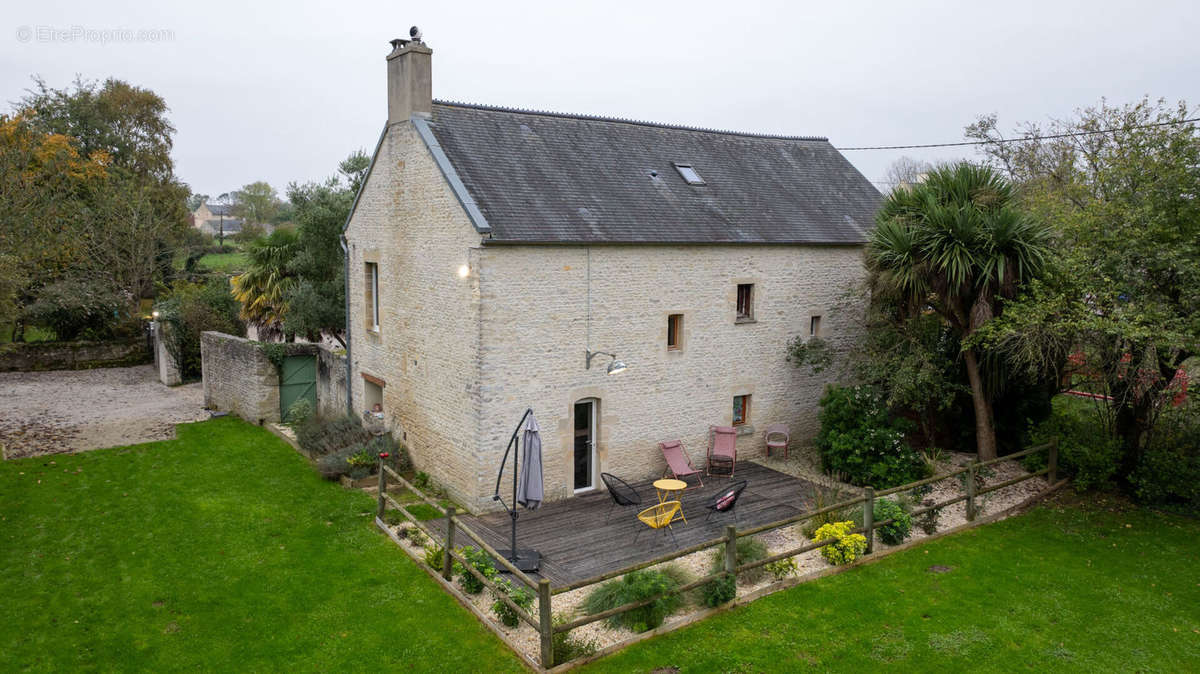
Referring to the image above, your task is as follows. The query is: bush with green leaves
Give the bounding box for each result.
[709,537,768,584]
[872,498,912,545]
[423,543,444,571]
[1132,404,1200,512]
[700,574,736,607]
[314,435,411,481]
[917,499,942,534]
[812,521,867,566]
[24,278,128,341]
[816,384,928,488]
[490,579,535,627]
[295,414,371,457]
[284,398,314,426]
[765,557,798,581]
[456,546,498,595]
[1025,397,1121,492]
[583,569,682,632]
[154,277,244,379]
[552,614,599,663]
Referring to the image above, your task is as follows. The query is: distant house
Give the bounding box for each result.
[191,203,244,238]
[342,35,880,513]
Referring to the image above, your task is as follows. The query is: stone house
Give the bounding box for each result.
[342,34,880,514]
[191,202,243,238]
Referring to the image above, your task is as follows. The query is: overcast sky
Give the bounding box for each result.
[4,1,1198,200]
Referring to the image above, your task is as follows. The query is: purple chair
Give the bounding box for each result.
[764,423,790,459]
[707,426,738,477]
[659,440,704,489]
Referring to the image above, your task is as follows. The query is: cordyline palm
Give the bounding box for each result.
[867,163,1050,460]
[230,229,298,340]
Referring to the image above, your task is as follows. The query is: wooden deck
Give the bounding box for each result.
[428,461,822,587]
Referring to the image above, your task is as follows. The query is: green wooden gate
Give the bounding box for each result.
[279,355,317,421]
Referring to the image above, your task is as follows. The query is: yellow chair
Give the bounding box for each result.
[635,500,681,546]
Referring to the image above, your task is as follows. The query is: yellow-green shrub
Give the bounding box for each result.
[812,521,867,565]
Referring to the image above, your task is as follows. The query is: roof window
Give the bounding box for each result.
[673,163,706,186]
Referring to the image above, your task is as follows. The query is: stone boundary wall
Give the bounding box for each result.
[201,331,348,424]
[0,338,150,372]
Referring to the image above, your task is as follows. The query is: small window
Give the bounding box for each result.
[363,375,384,414]
[810,315,822,337]
[733,395,751,426]
[667,314,683,351]
[673,162,706,186]
[736,284,754,321]
[364,262,380,332]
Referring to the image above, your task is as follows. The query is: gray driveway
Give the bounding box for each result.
[0,365,207,459]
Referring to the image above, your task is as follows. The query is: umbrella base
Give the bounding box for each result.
[497,548,541,573]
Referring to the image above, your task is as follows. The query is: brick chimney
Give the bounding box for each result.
[387,27,432,123]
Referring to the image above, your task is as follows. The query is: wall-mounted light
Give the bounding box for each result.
[585,349,627,375]
[151,310,160,319]
[457,264,470,278]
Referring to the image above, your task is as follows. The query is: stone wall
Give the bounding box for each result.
[151,322,182,385]
[0,338,150,372]
[201,332,280,424]
[317,346,348,419]
[344,120,484,510]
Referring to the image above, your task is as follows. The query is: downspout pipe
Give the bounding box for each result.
[341,235,352,417]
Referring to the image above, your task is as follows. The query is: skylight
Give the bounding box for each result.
[673,163,706,186]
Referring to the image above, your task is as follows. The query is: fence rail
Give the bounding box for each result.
[374,438,1059,670]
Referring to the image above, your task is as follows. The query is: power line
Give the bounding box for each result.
[835,116,1200,151]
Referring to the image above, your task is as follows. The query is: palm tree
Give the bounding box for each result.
[230,228,297,340]
[867,163,1051,460]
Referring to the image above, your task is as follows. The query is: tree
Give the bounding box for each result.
[230,228,298,339]
[867,162,1052,460]
[968,98,1199,476]
[883,156,934,192]
[233,181,280,225]
[186,192,209,212]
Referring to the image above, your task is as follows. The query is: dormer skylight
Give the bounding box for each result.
[673,163,706,186]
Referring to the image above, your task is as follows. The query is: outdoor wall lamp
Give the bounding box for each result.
[585,349,627,375]
[456,264,470,278]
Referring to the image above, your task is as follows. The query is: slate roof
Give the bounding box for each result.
[425,101,880,245]
[205,203,235,216]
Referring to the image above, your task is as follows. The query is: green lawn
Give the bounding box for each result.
[196,251,249,273]
[582,497,1200,672]
[0,417,523,672]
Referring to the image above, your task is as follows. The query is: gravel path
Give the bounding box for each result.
[0,365,207,459]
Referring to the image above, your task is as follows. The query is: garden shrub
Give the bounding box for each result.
[916,499,942,534]
[1132,405,1200,512]
[296,414,372,457]
[700,574,736,607]
[154,277,243,379]
[709,537,768,584]
[873,498,913,545]
[582,569,681,632]
[24,278,128,341]
[1026,397,1120,492]
[816,384,928,488]
[490,579,535,627]
[311,427,411,481]
[424,543,444,571]
[801,479,857,539]
[285,398,314,426]
[812,521,867,565]
[765,557,798,581]
[456,546,498,595]
[552,615,599,663]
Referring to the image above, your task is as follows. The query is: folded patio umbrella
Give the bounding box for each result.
[516,414,543,510]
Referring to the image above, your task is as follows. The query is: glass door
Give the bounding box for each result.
[573,399,596,492]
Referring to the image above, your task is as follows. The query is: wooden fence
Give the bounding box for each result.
[375,438,1059,670]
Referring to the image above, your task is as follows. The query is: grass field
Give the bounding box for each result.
[580,495,1200,672]
[196,251,249,273]
[0,417,523,672]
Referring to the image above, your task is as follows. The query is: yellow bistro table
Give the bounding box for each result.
[652,478,688,524]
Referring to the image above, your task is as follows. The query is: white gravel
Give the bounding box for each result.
[0,365,207,459]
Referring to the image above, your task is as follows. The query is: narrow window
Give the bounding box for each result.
[364,262,380,331]
[363,374,384,414]
[733,395,751,426]
[810,315,822,337]
[736,284,754,321]
[667,314,683,351]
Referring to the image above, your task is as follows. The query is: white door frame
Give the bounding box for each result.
[573,398,598,494]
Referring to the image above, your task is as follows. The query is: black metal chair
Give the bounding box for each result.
[704,480,748,524]
[601,472,642,523]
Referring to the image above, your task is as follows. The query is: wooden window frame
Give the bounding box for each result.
[667,313,683,351]
[732,394,750,426]
[736,283,754,322]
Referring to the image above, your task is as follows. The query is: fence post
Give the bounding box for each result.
[1048,436,1059,485]
[442,506,456,581]
[723,525,738,577]
[539,578,554,668]
[966,462,977,522]
[376,455,388,519]
[863,487,875,554]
